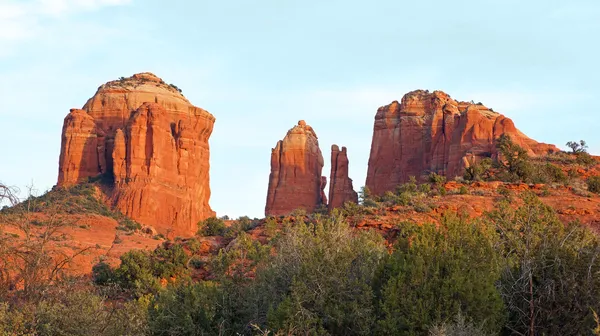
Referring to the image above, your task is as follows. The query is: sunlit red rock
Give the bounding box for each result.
[328,145,358,210]
[366,90,559,195]
[265,120,326,216]
[57,73,215,235]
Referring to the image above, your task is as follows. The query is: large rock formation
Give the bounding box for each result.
[366,90,559,195]
[328,145,358,210]
[265,120,327,216]
[57,73,215,235]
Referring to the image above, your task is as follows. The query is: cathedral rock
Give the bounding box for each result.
[366,90,559,196]
[57,73,215,235]
[328,145,358,210]
[265,120,327,216]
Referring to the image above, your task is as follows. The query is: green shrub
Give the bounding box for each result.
[197,217,226,236]
[374,215,505,335]
[0,302,34,335]
[117,218,142,231]
[587,176,600,194]
[495,134,532,182]
[92,261,114,286]
[363,198,379,208]
[414,202,432,213]
[428,313,490,336]
[464,158,492,181]
[148,282,220,335]
[542,162,567,183]
[489,193,600,335]
[381,191,397,205]
[419,183,431,194]
[428,172,447,186]
[264,217,278,238]
[359,186,372,204]
[458,185,469,195]
[497,185,513,200]
[396,176,418,194]
[188,256,206,269]
[254,215,386,335]
[100,244,189,296]
[439,186,447,196]
[35,289,148,336]
[577,152,596,166]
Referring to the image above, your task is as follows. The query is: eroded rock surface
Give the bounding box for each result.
[57,73,215,235]
[328,145,358,210]
[265,120,326,216]
[366,90,559,195]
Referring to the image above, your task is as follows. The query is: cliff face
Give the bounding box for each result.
[57,73,215,235]
[366,90,559,195]
[328,145,358,210]
[265,120,326,216]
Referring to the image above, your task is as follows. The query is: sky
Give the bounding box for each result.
[0,0,599,218]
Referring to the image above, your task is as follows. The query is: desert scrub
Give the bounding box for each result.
[197,217,226,236]
[587,176,600,194]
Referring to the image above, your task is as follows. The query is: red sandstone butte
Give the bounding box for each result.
[328,145,358,210]
[366,90,559,195]
[265,120,327,216]
[57,73,215,235]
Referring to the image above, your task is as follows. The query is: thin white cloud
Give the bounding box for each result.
[38,0,131,16]
[0,0,131,49]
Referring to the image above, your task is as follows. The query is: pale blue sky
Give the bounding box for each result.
[1,0,598,218]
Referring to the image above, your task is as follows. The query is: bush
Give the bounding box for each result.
[35,289,148,336]
[489,193,600,335]
[363,198,379,208]
[428,313,490,336]
[495,134,532,182]
[439,186,447,196]
[587,176,600,194]
[252,215,386,335]
[577,152,596,166]
[264,216,279,238]
[99,244,189,296]
[414,202,432,213]
[0,302,34,335]
[541,162,567,183]
[92,261,114,286]
[374,215,505,335]
[458,185,469,195]
[148,282,221,335]
[197,217,226,236]
[396,176,418,194]
[117,218,142,231]
[428,172,447,186]
[463,158,492,181]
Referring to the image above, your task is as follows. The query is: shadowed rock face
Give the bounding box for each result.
[328,145,358,210]
[366,90,559,196]
[57,73,215,235]
[265,120,326,216]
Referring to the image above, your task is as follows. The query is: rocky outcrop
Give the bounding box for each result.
[58,109,101,184]
[366,90,559,195]
[265,120,326,216]
[57,73,215,235]
[328,145,358,210]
